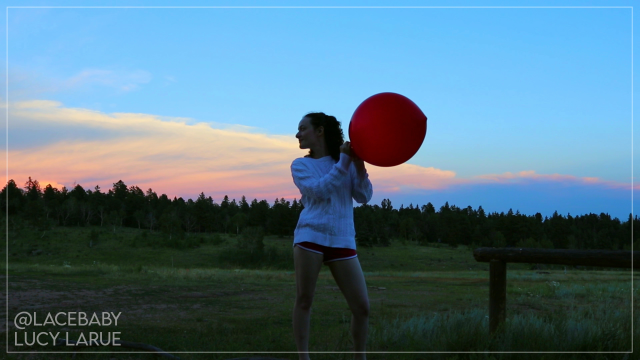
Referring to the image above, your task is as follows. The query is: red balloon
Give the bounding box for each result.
[349,92,427,167]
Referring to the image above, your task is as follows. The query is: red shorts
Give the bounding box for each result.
[294,242,357,264]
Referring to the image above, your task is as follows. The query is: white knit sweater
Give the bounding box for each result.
[291,152,373,249]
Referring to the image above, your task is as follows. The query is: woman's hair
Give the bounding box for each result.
[304,112,344,162]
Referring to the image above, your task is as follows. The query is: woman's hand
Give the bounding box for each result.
[340,141,353,156]
[343,142,366,178]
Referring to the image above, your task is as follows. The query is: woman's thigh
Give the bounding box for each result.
[294,246,324,303]
[327,257,369,313]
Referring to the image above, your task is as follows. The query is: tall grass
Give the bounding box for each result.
[370,290,636,357]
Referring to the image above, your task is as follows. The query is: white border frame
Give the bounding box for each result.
[5,5,634,356]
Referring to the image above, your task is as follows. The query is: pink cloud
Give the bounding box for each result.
[367,163,461,193]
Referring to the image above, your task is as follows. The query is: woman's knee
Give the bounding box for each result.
[352,299,369,318]
[295,293,314,311]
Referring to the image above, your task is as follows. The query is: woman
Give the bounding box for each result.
[291,112,373,360]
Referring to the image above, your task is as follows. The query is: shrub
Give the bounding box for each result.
[540,236,554,249]
[491,231,507,248]
[163,234,199,249]
[89,229,99,248]
[210,233,225,246]
[237,226,265,254]
[516,237,540,249]
[218,243,292,270]
[357,235,373,247]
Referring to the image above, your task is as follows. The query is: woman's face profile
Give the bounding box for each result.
[296,117,323,150]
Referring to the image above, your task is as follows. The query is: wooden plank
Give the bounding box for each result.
[489,259,507,334]
[473,248,639,269]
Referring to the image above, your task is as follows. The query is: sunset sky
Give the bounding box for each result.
[3,1,636,220]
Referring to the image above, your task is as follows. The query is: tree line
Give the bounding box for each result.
[3,177,637,250]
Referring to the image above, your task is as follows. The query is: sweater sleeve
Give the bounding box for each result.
[291,154,351,201]
[350,163,373,204]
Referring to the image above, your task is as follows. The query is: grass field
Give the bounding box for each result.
[3,225,638,359]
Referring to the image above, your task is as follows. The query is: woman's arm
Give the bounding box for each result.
[291,154,352,201]
[350,153,373,204]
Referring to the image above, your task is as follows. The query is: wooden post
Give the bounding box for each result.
[489,259,506,334]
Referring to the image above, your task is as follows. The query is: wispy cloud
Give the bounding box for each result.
[9,67,152,97]
[163,75,177,87]
[7,100,635,204]
[473,170,637,190]
[63,68,152,92]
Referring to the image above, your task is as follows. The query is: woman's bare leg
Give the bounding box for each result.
[293,246,324,360]
[328,257,369,360]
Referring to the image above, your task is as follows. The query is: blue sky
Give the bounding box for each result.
[3,0,637,220]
